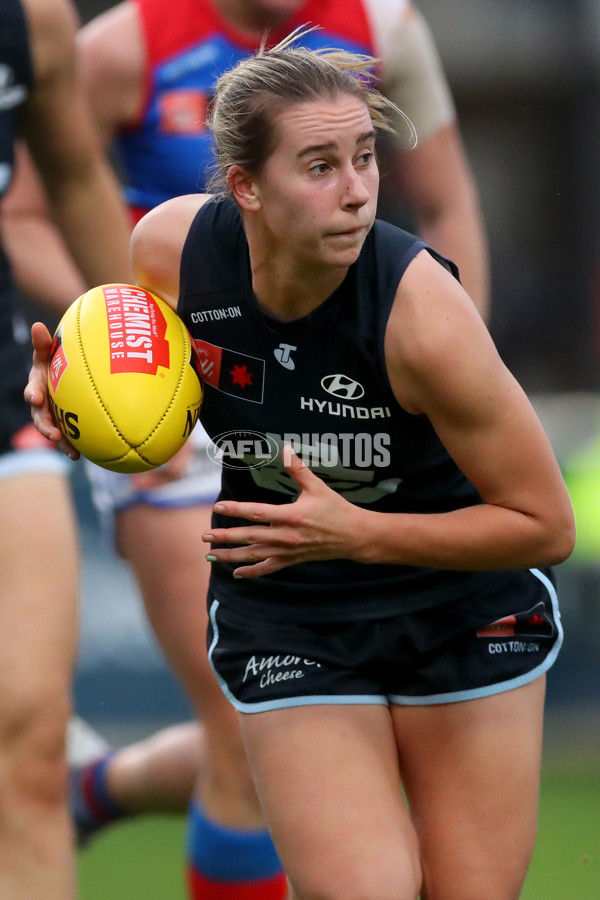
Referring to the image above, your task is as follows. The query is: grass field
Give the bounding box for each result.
[77,753,599,900]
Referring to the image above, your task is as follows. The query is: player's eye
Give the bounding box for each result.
[309,162,330,176]
[355,150,374,167]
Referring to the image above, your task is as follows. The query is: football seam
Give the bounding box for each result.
[136,316,195,454]
[76,297,132,451]
[74,292,197,467]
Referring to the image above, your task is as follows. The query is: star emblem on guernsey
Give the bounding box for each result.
[229,363,253,388]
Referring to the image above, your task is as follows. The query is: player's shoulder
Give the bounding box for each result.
[387,248,485,398]
[360,0,412,48]
[78,0,142,75]
[76,0,145,128]
[132,194,213,304]
[135,193,212,238]
[361,0,411,20]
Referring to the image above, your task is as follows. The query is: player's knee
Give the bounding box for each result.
[291,857,421,900]
[204,742,260,815]
[205,717,254,789]
[420,858,529,900]
[0,687,70,810]
[293,884,420,900]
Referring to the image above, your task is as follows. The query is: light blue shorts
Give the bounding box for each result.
[0,430,69,482]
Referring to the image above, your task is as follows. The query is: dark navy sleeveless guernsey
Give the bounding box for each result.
[179,198,551,622]
[0,0,35,448]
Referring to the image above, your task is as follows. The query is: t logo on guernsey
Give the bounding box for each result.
[104,285,170,374]
[274,343,297,370]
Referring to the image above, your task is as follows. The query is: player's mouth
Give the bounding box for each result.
[327,226,365,238]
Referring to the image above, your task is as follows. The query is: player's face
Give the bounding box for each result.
[254,95,379,269]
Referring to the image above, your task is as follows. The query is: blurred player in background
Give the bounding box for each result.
[12,1,490,897]
[0,0,132,896]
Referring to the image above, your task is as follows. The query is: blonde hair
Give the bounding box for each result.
[206,26,416,194]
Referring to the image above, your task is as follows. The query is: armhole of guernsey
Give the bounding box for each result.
[178,200,213,315]
[178,198,243,316]
[370,224,460,390]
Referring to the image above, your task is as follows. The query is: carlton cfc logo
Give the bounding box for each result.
[321,374,365,400]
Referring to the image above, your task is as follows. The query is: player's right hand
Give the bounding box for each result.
[25,321,80,459]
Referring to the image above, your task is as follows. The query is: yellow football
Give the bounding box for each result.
[47,283,202,473]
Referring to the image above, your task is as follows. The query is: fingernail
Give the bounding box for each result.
[214,503,225,513]
[206,555,217,562]
[203,534,214,541]
[234,574,243,580]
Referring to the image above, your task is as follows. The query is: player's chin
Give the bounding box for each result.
[324,229,369,259]
[321,242,364,268]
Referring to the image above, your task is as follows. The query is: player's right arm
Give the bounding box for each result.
[3,0,142,311]
[19,0,133,292]
[25,193,208,453]
[21,0,140,451]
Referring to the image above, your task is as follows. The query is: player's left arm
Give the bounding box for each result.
[371,249,575,569]
[378,3,490,319]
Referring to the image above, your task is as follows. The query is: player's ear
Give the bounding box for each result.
[228,165,261,210]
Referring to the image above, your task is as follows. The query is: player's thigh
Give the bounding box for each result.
[117,503,211,668]
[117,503,224,710]
[120,505,256,818]
[0,471,78,708]
[240,703,421,900]
[391,676,546,900]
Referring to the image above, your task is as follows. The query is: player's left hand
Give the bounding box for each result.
[202,447,365,578]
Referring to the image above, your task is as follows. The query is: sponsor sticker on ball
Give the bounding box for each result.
[103,284,170,375]
[48,332,68,393]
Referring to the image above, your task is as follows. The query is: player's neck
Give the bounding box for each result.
[250,255,348,323]
[213,0,291,40]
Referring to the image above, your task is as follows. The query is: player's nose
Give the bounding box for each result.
[340,164,370,208]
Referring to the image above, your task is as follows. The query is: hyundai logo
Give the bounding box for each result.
[320,374,365,400]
